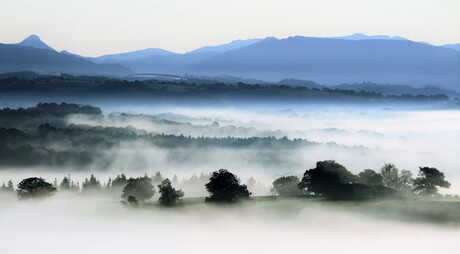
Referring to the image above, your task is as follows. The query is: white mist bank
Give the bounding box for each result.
[0,195,458,253]
[64,106,460,195]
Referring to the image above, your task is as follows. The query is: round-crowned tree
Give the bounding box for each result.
[17,177,56,199]
[413,167,450,196]
[121,175,155,202]
[158,178,184,206]
[299,160,356,196]
[205,169,251,202]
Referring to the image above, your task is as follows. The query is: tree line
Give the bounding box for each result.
[0,75,452,102]
[1,160,452,205]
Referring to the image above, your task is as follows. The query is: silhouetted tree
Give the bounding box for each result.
[358,169,383,186]
[413,167,450,196]
[121,175,155,202]
[271,176,304,196]
[82,174,101,192]
[17,177,56,199]
[299,160,356,196]
[158,178,184,206]
[381,163,399,189]
[205,169,251,202]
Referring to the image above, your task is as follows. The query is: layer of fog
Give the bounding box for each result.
[0,193,458,253]
[61,106,460,195]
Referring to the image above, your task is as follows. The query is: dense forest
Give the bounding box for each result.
[0,103,366,168]
[0,73,455,104]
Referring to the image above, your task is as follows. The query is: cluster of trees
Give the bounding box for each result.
[0,102,102,118]
[4,174,186,206]
[269,161,451,198]
[1,161,452,204]
[16,177,56,199]
[0,122,318,169]
[1,169,251,205]
[290,161,449,198]
[205,169,251,202]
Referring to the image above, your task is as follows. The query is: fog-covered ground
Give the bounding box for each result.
[0,193,459,253]
[0,102,459,194]
[59,103,460,195]
[0,100,459,253]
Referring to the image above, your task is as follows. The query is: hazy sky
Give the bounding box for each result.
[1,0,459,56]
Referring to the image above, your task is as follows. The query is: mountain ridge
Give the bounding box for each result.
[2,34,459,90]
[17,35,55,51]
[0,43,132,76]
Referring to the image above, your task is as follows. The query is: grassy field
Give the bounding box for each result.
[138,196,460,227]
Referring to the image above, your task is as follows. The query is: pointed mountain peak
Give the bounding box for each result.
[18,35,55,51]
[24,34,41,40]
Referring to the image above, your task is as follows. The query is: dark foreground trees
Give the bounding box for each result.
[5,163,453,204]
[271,176,305,196]
[121,175,155,202]
[413,167,451,196]
[205,169,251,202]
[298,160,356,196]
[158,178,184,206]
[17,177,56,199]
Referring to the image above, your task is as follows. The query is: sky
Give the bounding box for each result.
[0,0,459,56]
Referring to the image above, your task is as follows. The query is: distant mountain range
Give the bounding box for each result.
[0,35,131,76]
[190,38,263,54]
[333,33,408,41]
[188,37,460,90]
[1,34,459,90]
[89,48,176,64]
